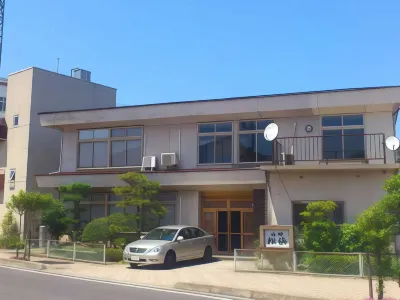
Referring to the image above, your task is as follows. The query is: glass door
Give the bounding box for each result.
[203,210,216,237]
[217,210,229,252]
[230,210,242,252]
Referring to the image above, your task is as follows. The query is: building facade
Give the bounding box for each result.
[34,86,400,253]
[0,67,116,236]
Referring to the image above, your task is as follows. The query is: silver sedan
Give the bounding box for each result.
[123,225,216,269]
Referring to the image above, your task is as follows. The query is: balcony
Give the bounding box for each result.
[271,133,387,165]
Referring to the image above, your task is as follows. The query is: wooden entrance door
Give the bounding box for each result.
[201,191,255,253]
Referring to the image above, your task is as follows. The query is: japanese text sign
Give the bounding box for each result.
[259,225,294,250]
[264,230,290,248]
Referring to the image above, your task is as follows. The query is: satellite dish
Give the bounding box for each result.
[264,123,279,141]
[385,136,400,151]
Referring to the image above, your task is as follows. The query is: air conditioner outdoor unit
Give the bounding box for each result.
[280,153,294,165]
[161,153,178,167]
[141,156,156,171]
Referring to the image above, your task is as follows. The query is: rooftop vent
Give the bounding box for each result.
[71,68,91,82]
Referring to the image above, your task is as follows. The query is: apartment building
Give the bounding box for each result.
[34,86,400,253]
[0,67,116,236]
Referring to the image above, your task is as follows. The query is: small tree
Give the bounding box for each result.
[7,190,54,238]
[59,183,92,234]
[354,173,400,299]
[112,172,165,233]
[355,202,395,300]
[1,210,18,248]
[300,200,339,252]
[41,199,76,239]
[81,213,136,245]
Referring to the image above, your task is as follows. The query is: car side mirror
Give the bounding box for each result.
[140,235,145,239]
[177,236,184,242]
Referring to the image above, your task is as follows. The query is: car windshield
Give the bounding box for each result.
[143,228,178,241]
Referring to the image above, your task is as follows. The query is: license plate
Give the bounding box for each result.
[130,256,140,261]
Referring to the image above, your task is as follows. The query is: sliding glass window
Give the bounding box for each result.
[78,127,143,168]
[198,122,233,164]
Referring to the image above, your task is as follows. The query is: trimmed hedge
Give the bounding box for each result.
[106,248,123,262]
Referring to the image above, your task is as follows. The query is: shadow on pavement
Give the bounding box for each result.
[126,257,222,271]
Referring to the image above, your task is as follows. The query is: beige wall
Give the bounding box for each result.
[58,111,396,172]
[0,67,116,233]
[177,191,200,226]
[267,170,393,225]
[25,68,116,191]
[3,68,33,206]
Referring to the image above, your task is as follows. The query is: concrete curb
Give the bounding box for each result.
[0,258,48,270]
[174,282,326,300]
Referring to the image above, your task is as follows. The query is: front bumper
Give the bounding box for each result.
[123,253,165,265]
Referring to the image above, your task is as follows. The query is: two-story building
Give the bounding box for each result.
[35,86,400,253]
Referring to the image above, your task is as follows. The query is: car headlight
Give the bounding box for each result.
[148,247,161,254]
[124,247,129,253]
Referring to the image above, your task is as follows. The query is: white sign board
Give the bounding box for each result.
[264,229,290,248]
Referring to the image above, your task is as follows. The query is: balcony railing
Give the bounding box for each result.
[272,133,386,165]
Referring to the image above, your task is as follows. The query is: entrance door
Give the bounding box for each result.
[201,192,255,253]
[202,207,254,253]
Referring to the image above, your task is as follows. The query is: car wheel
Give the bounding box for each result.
[129,263,138,269]
[203,246,213,263]
[164,251,176,269]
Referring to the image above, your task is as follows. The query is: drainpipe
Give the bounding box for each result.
[179,196,182,225]
[49,130,63,174]
[392,107,399,136]
[291,122,297,155]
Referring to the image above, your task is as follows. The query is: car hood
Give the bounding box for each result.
[126,239,172,249]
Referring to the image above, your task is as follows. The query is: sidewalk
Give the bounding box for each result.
[0,251,398,300]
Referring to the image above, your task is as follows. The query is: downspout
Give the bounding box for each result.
[291,122,297,155]
[179,196,182,225]
[49,130,63,174]
[392,106,399,136]
[178,128,181,162]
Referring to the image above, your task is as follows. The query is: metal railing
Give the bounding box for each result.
[272,133,386,165]
[234,249,399,278]
[26,239,106,264]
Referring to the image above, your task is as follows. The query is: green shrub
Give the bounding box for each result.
[106,248,123,262]
[301,254,360,275]
[338,223,365,252]
[301,201,340,252]
[82,218,109,243]
[253,239,260,248]
[82,213,136,243]
[112,237,128,248]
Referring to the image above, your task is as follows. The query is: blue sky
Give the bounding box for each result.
[3,1,400,130]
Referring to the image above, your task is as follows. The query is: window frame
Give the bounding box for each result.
[197,122,234,165]
[292,200,346,228]
[13,115,19,127]
[321,114,365,160]
[9,168,15,190]
[77,126,143,169]
[238,119,274,163]
[0,97,6,112]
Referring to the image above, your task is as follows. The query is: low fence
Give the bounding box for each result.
[234,249,400,278]
[26,239,106,264]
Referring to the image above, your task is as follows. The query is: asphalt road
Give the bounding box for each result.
[0,266,237,300]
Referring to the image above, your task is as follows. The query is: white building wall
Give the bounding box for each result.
[59,111,395,173]
[268,170,393,225]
